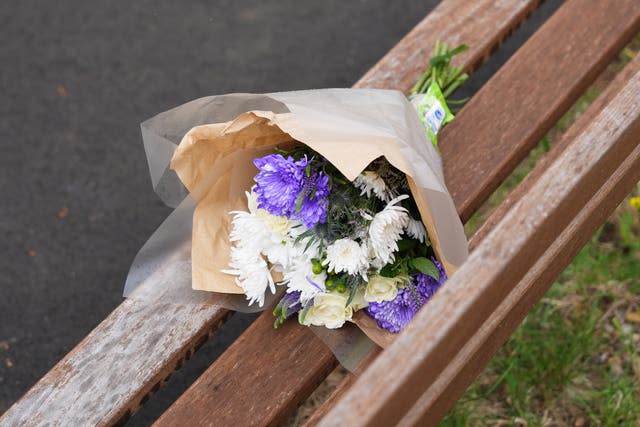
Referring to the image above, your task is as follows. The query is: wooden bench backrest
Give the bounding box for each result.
[2,0,639,426]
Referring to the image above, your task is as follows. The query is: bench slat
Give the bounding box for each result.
[154,0,640,426]
[0,298,230,426]
[320,53,640,427]
[355,0,543,90]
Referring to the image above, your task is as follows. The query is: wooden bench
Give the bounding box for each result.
[2,0,639,426]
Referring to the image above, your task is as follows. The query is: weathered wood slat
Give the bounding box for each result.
[355,0,543,90]
[305,43,640,427]
[152,310,338,427]
[0,2,542,426]
[0,298,230,426]
[155,0,640,426]
[468,55,640,252]
[151,1,548,425]
[441,0,640,222]
[319,53,640,427]
[397,52,640,427]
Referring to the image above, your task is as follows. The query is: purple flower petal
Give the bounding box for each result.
[365,258,447,333]
[253,153,330,228]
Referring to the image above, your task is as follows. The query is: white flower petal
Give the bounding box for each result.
[282,258,326,305]
[222,245,274,307]
[368,195,409,265]
[354,171,393,202]
[406,217,427,243]
[323,238,369,277]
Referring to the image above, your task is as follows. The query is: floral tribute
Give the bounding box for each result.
[223,42,468,333]
[223,152,445,333]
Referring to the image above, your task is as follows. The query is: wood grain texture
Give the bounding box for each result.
[469,53,640,252]
[397,53,640,427]
[354,0,543,90]
[154,311,338,427]
[3,1,540,424]
[4,0,539,425]
[319,52,640,427]
[440,0,640,223]
[0,298,230,426]
[151,1,546,425]
[4,0,635,425]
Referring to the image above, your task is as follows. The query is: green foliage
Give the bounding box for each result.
[411,41,470,103]
[408,257,440,279]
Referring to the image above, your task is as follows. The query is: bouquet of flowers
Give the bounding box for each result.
[223,42,468,333]
[125,43,469,346]
[227,148,446,333]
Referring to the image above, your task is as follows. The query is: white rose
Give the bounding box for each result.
[301,292,353,329]
[364,275,399,303]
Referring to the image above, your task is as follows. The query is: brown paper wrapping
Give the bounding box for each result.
[169,89,468,347]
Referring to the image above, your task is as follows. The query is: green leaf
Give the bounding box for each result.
[449,44,469,56]
[298,305,311,324]
[396,238,418,252]
[429,44,469,67]
[304,235,318,254]
[295,191,306,214]
[294,228,315,246]
[273,146,289,156]
[379,263,397,278]
[416,242,429,257]
[345,283,359,308]
[272,300,289,329]
[409,257,440,280]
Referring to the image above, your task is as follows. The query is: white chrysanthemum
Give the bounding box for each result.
[228,211,266,248]
[323,238,369,277]
[366,242,386,271]
[223,190,307,306]
[354,171,392,202]
[368,195,410,264]
[222,245,275,307]
[406,217,427,243]
[282,258,326,305]
[228,191,303,269]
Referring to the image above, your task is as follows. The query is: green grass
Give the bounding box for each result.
[440,34,640,427]
[442,199,640,426]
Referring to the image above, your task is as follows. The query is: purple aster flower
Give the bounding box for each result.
[253,154,307,217]
[365,258,447,333]
[296,173,330,228]
[253,153,330,228]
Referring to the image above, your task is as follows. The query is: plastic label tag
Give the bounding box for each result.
[416,80,454,147]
